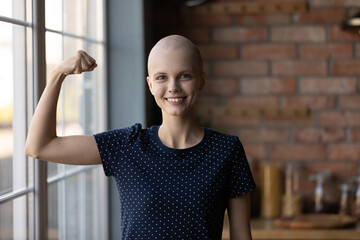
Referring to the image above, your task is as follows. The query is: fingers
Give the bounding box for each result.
[80,51,97,72]
[75,50,97,73]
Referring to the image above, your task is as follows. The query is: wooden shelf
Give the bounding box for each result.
[222,218,360,240]
[182,0,308,15]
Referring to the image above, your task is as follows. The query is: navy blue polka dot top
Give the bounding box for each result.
[94,123,256,240]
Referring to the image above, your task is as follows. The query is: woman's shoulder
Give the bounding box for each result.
[205,127,239,142]
[204,127,244,153]
[94,123,154,141]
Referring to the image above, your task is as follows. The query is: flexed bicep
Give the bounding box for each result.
[25,50,100,165]
[35,135,101,165]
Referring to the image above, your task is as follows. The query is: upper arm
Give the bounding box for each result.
[227,192,252,240]
[33,135,102,165]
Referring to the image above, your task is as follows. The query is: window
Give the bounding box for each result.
[0,0,108,239]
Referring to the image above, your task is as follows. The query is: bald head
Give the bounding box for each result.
[147,35,203,76]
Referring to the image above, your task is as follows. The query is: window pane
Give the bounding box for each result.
[46,0,104,41]
[12,23,28,191]
[0,22,13,195]
[46,32,63,178]
[0,21,30,194]
[48,182,60,240]
[0,193,33,240]
[0,0,32,23]
[63,39,84,137]
[65,175,81,240]
[86,0,105,41]
[45,0,62,31]
[48,170,104,240]
[0,199,13,239]
[83,42,106,133]
[85,170,96,240]
[63,0,86,38]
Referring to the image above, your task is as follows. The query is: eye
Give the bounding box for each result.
[180,73,192,79]
[155,75,166,81]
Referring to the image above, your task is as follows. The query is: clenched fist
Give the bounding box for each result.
[55,50,97,76]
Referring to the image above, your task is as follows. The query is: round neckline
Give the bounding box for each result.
[152,125,209,155]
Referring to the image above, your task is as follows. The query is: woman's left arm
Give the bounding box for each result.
[227,192,252,240]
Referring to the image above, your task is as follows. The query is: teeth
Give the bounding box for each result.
[167,97,184,103]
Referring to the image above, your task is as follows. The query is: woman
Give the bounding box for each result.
[25,35,256,240]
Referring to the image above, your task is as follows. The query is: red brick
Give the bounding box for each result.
[196,96,221,106]
[202,78,239,95]
[299,77,356,94]
[311,0,360,7]
[243,144,267,161]
[328,26,360,42]
[271,144,325,161]
[240,129,290,143]
[339,96,360,109]
[236,14,290,25]
[227,96,279,107]
[294,9,346,25]
[212,115,261,128]
[240,77,296,95]
[333,60,360,75]
[272,61,327,76]
[300,44,353,59]
[203,62,211,74]
[356,43,360,57]
[214,61,268,77]
[319,111,360,127]
[213,27,267,42]
[181,14,232,26]
[242,44,296,60]
[271,27,326,43]
[283,96,336,110]
[350,129,360,142]
[198,44,238,60]
[294,128,345,143]
[265,118,315,127]
[328,144,360,161]
[157,28,210,43]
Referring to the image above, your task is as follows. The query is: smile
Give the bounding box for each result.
[166,97,186,103]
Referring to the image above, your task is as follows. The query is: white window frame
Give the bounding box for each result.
[0,0,109,239]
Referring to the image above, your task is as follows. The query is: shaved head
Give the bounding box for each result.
[147,35,203,76]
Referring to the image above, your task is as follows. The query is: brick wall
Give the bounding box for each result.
[150,0,360,198]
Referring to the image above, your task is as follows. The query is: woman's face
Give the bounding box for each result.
[147,48,205,118]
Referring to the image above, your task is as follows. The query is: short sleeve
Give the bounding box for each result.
[93,123,142,176]
[227,138,256,198]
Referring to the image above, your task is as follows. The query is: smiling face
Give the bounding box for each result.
[147,35,205,118]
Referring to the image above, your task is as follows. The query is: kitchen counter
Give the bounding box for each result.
[222,217,360,240]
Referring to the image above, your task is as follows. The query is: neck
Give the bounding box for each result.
[159,111,203,149]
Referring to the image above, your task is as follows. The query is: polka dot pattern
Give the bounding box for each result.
[94,123,256,240]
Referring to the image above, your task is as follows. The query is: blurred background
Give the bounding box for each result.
[1,0,360,239]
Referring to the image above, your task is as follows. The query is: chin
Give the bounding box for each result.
[163,107,195,117]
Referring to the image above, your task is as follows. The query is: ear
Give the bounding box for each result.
[146,76,154,95]
[199,72,206,91]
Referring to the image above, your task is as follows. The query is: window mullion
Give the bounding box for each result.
[32,0,47,240]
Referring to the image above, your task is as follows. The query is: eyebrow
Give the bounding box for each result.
[153,72,167,76]
[153,70,194,76]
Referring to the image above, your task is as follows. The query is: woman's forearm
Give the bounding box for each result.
[25,70,66,158]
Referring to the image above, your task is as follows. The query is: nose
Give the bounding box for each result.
[168,78,180,93]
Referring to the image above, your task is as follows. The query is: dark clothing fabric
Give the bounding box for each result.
[94,123,256,240]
